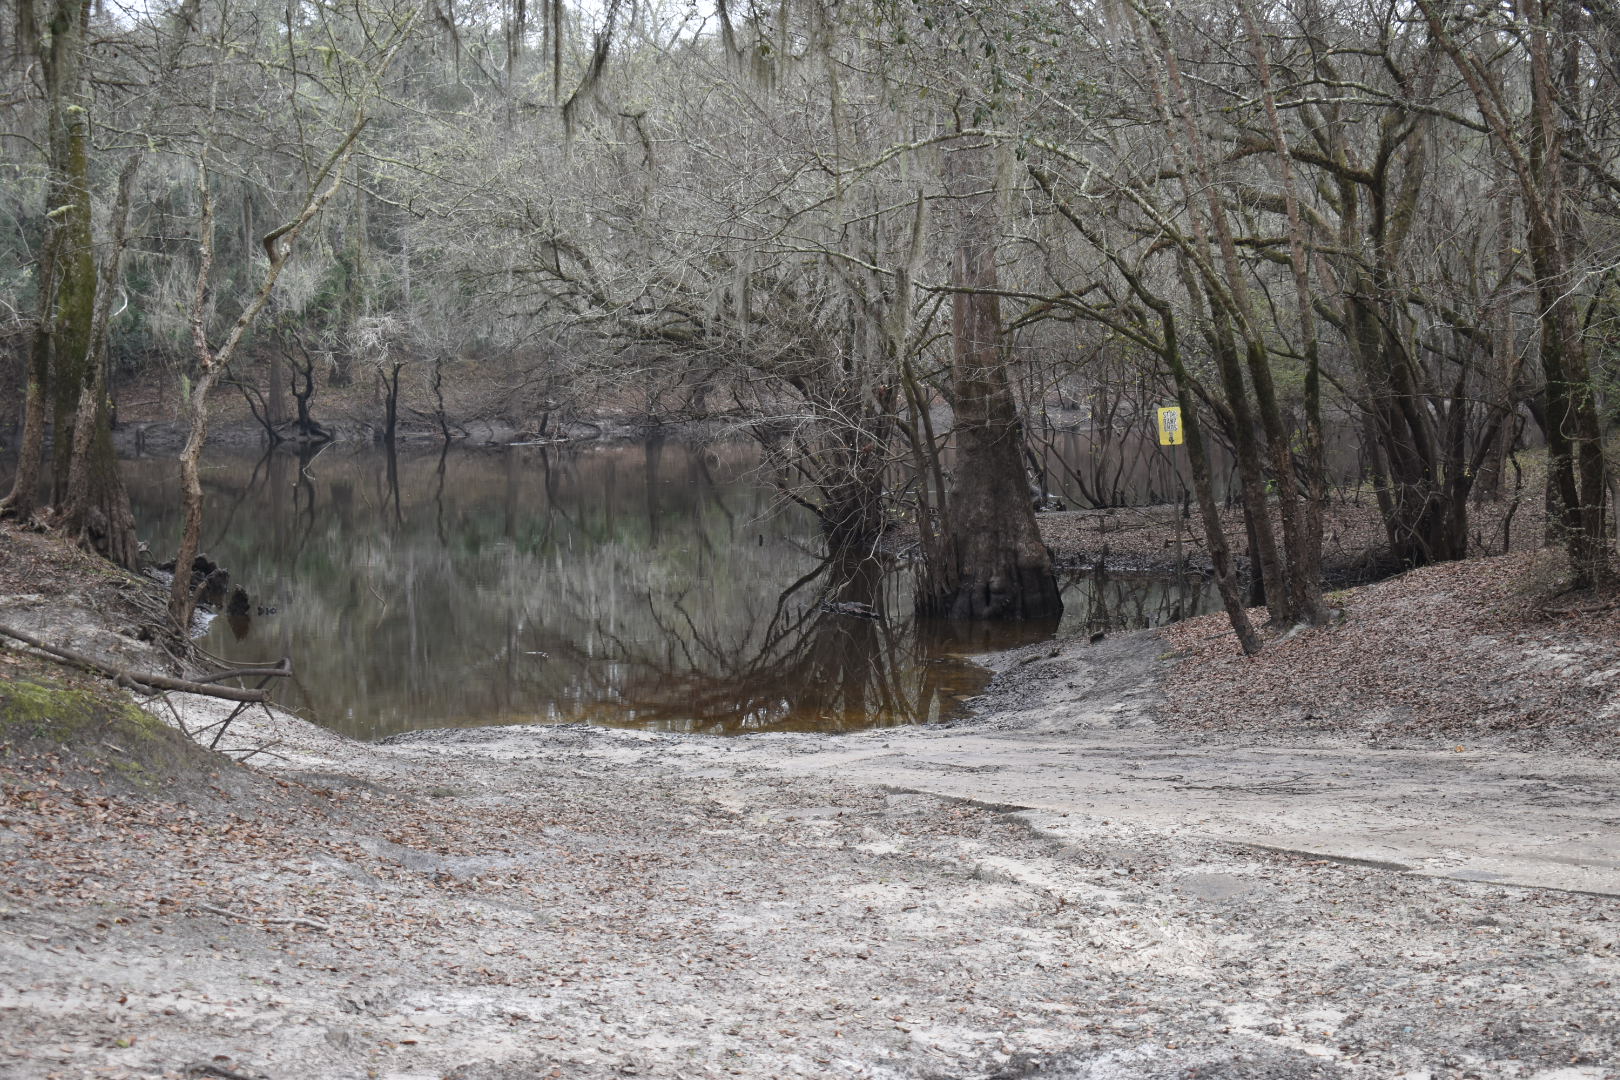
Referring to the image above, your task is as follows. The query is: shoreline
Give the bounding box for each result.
[8,671,1617,1079]
[2,526,1618,1079]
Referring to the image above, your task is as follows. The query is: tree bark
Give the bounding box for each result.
[1239,0,1326,625]
[44,0,95,504]
[1,0,59,516]
[1419,0,1612,586]
[918,138,1061,622]
[380,359,402,444]
[171,162,221,628]
[1164,315,1261,654]
[61,153,141,568]
[267,344,287,440]
[1136,6,1304,625]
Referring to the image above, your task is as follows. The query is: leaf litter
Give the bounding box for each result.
[1,527,1618,1079]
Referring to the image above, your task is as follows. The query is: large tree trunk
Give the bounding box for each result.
[1524,2,1610,588]
[1238,2,1327,627]
[1206,323,1289,623]
[8,0,197,561]
[61,152,143,568]
[918,139,1061,622]
[380,359,402,445]
[45,3,95,503]
[2,2,60,517]
[61,389,139,568]
[12,0,139,565]
[267,344,287,439]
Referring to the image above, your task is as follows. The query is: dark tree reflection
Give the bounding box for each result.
[116,441,1217,740]
[582,546,991,734]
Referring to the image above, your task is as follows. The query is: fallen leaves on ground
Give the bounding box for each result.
[1160,551,1620,753]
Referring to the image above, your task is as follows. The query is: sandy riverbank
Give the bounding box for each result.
[2,526,1618,1079]
[6,690,1620,1080]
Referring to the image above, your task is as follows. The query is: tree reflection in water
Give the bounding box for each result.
[117,441,1215,740]
[1066,562,1214,637]
[579,546,1004,734]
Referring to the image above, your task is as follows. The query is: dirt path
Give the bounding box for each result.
[4,629,1619,1080]
[714,635,1620,898]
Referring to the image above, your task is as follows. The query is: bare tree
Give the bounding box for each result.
[1419,0,1614,588]
[169,4,415,626]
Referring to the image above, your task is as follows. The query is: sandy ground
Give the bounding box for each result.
[3,620,1619,1080]
[2,526,1618,1079]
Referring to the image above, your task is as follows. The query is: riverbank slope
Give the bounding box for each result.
[0,526,1616,1079]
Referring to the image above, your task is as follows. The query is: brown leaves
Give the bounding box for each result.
[1159,551,1620,752]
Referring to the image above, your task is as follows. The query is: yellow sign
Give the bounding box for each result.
[1157,406,1184,446]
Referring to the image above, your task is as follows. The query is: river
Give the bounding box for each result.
[111,439,1213,739]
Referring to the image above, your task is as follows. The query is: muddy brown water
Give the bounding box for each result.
[102,441,1212,739]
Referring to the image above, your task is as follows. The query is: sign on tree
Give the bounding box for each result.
[1157,406,1184,446]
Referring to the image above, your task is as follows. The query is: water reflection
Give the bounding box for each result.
[117,443,957,738]
[1061,564,1213,636]
[110,441,1215,740]
[579,547,994,733]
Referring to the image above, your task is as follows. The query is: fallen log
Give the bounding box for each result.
[0,623,270,703]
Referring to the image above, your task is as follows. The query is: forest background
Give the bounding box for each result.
[2,0,1618,649]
